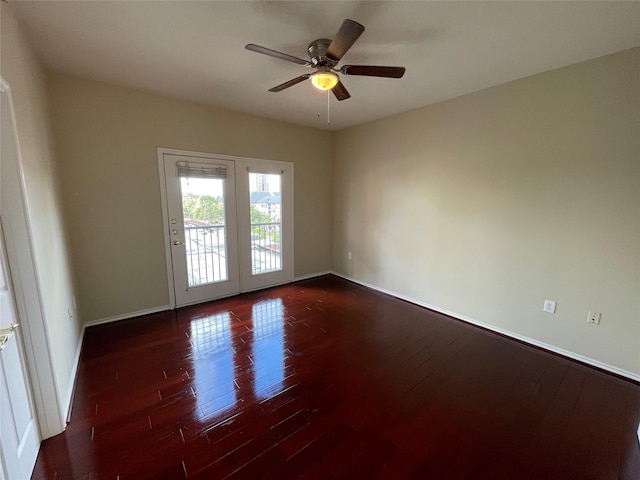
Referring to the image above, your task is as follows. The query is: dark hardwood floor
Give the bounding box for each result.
[32,275,640,479]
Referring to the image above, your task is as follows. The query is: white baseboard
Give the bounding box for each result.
[294,271,333,282]
[85,305,171,328]
[331,272,640,383]
[64,325,85,424]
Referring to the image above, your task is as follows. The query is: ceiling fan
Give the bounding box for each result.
[245,19,405,101]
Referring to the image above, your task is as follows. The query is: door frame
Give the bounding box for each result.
[1,80,64,439]
[157,148,294,309]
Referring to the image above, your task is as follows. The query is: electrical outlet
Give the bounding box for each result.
[587,311,601,325]
[347,252,352,260]
[543,300,556,314]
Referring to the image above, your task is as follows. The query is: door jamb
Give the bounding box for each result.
[0,78,65,438]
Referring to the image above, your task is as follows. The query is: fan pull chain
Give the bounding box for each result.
[327,89,331,125]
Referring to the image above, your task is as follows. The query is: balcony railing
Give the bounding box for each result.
[185,225,226,287]
[183,222,282,286]
[251,222,281,275]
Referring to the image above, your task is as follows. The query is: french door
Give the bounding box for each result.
[159,150,293,307]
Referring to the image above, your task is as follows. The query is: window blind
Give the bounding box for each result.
[177,162,227,179]
[246,166,284,175]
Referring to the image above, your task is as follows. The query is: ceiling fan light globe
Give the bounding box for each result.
[310,72,339,91]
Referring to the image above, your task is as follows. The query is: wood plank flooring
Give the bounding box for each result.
[32,275,640,479]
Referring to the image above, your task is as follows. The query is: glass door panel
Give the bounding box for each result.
[181,177,228,286]
[249,172,282,275]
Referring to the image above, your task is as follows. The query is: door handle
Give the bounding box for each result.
[173,241,185,246]
[0,323,18,352]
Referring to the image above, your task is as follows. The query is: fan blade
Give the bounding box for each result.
[269,74,311,92]
[326,19,365,62]
[332,81,351,101]
[341,65,406,78]
[245,44,312,67]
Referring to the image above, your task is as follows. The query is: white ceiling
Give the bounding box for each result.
[9,1,640,131]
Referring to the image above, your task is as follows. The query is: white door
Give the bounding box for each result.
[159,150,293,307]
[163,155,240,306]
[236,160,293,292]
[0,222,40,480]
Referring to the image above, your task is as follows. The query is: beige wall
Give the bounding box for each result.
[46,72,333,322]
[1,4,80,420]
[333,48,640,376]
[5,0,638,388]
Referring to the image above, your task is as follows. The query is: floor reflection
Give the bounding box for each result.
[189,298,287,418]
[252,299,285,399]
[190,312,236,417]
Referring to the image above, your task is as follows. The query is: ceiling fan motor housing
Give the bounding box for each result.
[308,39,337,68]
